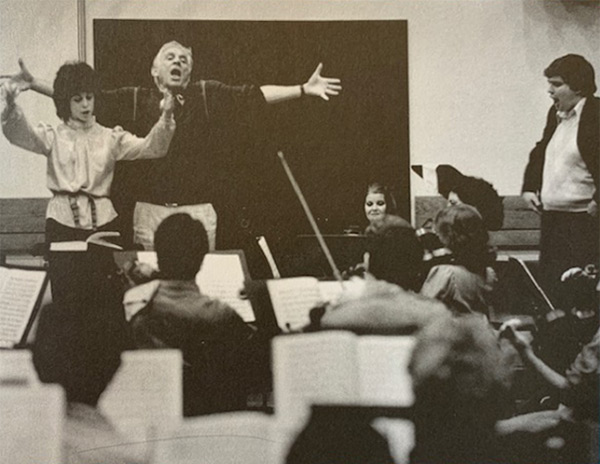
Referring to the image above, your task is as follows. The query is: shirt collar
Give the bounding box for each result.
[557,97,586,122]
[66,115,96,130]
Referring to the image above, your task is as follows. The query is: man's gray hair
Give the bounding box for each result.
[151,40,194,71]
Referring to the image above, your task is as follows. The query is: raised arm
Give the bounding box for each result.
[1,81,52,155]
[0,59,53,97]
[115,89,176,161]
[499,322,569,390]
[260,63,342,104]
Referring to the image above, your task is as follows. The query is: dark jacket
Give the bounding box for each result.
[522,96,599,203]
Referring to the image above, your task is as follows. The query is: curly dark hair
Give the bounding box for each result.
[450,176,504,231]
[155,213,208,280]
[435,204,495,274]
[52,61,100,122]
[544,54,597,97]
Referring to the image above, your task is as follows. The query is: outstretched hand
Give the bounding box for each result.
[0,58,34,92]
[304,63,342,101]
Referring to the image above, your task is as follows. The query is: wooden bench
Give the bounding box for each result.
[0,198,48,264]
[414,195,541,255]
[0,195,540,261]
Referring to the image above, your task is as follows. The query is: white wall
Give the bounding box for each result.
[0,0,79,198]
[1,0,599,199]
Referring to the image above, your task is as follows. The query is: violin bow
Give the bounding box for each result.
[277,151,343,283]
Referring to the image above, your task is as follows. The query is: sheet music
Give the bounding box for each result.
[0,267,47,347]
[317,279,365,307]
[99,349,182,437]
[1,385,64,464]
[372,418,415,464]
[136,251,159,270]
[152,412,277,464]
[196,253,255,322]
[272,331,358,424]
[267,277,323,331]
[0,349,39,385]
[357,336,416,406]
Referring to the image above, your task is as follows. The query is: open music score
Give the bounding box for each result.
[0,266,48,348]
[272,331,416,425]
[266,278,363,332]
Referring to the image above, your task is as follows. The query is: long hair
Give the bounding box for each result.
[365,182,399,217]
[435,204,495,274]
[52,61,100,122]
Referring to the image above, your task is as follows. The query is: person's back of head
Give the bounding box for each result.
[435,204,494,274]
[154,213,208,280]
[544,54,597,97]
[366,215,424,290]
[409,315,512,463]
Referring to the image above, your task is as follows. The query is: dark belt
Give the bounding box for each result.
[66,192,103,230]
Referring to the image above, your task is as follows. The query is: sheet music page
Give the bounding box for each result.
[317,279,365,306]
[136,251,158,270]
[0,349,39,385]
[49,240,88,251]
[1,385,64,464]
[196,253,255,322]
[0,267,46,347]
[372,417,415,464]
[267,277,322,331]
[98,349,182,439]
[152,412,277,464]
[272,331,358,425]
[357,336,416,406]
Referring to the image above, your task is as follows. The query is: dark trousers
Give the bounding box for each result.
[539,211,599,308]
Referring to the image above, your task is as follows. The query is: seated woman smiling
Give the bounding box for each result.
[364,182,401,233]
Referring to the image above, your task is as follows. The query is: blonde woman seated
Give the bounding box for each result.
[363,182,408,233]
[420,204,496,317]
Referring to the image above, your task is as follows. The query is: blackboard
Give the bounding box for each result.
[93,19,408,258]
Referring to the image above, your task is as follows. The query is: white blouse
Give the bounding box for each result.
[1,88,175,229]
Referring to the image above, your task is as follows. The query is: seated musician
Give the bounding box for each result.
[123,213,261,416]
[496,319,599,464]
[409,315,513,464]
[347,183,421,288]
[420,204,497,317]
[365,215,425,291]
[363,182,408,233]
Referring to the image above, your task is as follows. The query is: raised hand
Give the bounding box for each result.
[498,319,531,352]
[304,63,342,101]
[0,58,34,92]
[159,88,175,118]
